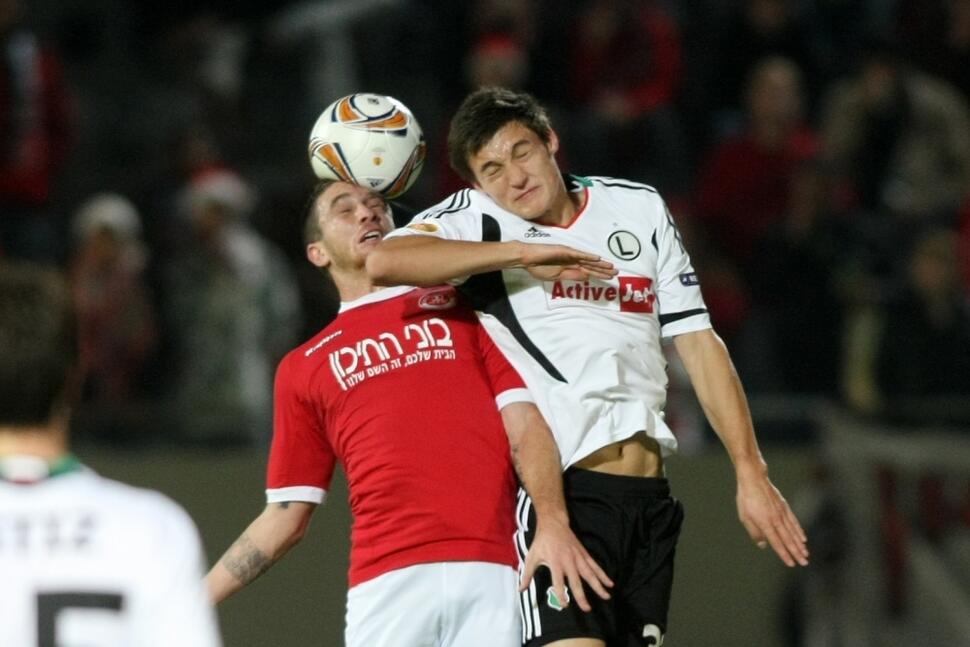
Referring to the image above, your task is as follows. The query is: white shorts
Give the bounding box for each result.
[344,561,520,647]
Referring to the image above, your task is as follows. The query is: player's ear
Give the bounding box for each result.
[547,129,560,157]
[307,241,331,268]
[466,159,483,191]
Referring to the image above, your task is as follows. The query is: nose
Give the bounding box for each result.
[356,201,381,223]
[507,161,528,187]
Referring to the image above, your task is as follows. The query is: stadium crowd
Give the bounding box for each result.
[1,0,969,447]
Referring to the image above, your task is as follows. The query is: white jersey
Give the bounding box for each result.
[386,175,711,467]
[0,456,222,647]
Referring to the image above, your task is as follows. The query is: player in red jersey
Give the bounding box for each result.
[204,180,614,646]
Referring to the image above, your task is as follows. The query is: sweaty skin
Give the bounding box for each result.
[574,434,664,477]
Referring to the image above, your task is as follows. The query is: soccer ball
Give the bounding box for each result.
[308,93,426,199]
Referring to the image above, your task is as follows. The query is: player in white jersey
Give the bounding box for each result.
[0,262,221,647]
[368,87,810,646]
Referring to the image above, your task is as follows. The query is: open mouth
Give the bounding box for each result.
[359,230,383,243]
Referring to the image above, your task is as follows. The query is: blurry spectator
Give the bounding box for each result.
[706,0,823,129]
[560,0,691,194]
[843,228,970,423]
[466,32,529,90]
[669,207,751,351]
[741,159,846,395]
[821,39,970,224]
[960,198,970,294]
[0,0,71,262]
[899,0,970,103]
[164,168,300,445]
[695,56,818,277]
[71,193,156,403]
[468,0,537,47]
[70,192,157,442]
[166,13,249,113]
[267,0,406,117]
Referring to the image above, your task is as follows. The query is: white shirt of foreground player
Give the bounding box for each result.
[386,176,712,468]
[0,465,222,647]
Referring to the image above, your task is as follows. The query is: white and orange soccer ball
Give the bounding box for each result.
[308,93,426,199]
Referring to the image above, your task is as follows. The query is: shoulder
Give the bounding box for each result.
[283,320,346,369]
[415,188,479,221]
[82,473,200,538]
[584,175,667,220]
[585,175,660,195]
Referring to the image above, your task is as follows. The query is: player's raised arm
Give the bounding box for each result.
[367,234,615,287]
[205,501,315,603]
[672,329,810,568]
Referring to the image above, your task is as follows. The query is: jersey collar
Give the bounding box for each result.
[538,174,590,229]
[0,454,83,484]
[339,285,416,313]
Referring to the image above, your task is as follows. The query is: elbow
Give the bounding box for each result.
[286,520,310,548]
[277,514,312,554]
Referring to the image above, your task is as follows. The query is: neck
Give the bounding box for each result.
[0,422,69,461]
[332,268,383,303]
[536,179,584,227]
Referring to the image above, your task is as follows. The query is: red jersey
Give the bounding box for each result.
[266,285,530,586]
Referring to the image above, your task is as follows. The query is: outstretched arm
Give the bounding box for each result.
[501,401,613,612]
[205,501,316,603]
[673,329,810,567]
[367,235,615,286]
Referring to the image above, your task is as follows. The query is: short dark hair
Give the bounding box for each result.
[303,179,340,247]
[448,87,553,183]
[0,262,78,427]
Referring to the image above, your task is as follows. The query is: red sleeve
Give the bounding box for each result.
[476,322,529,401]
[265,353,336,502]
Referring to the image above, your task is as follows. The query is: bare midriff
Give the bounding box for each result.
[573,432,664,477]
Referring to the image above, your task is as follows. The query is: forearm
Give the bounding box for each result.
[675,330,765,474]
[367,236,524,286]
[503,404,569,527]
[675,332,810,567]
[205,502,312,603]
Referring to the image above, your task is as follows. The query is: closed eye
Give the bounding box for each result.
[513,143,534,160]
[480,162,502,179]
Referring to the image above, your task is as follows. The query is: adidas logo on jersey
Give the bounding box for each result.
[524,226,550,238]
[546,277,656,314]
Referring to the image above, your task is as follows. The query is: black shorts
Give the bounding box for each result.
[515,468,684,646]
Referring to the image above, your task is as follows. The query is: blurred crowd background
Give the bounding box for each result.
[4,0,970,643]
[3,0,967,444]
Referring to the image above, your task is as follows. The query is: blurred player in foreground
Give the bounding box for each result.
[0,262,221,647]
[368,87,810,646]
[205,180,615,647]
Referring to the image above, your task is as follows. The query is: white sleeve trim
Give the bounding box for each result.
[383,226,438,240]
[266,486,326,505]
[661,312,712,339]
[495,388,534,410]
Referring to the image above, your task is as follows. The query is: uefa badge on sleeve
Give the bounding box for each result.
[546,586,570,611]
